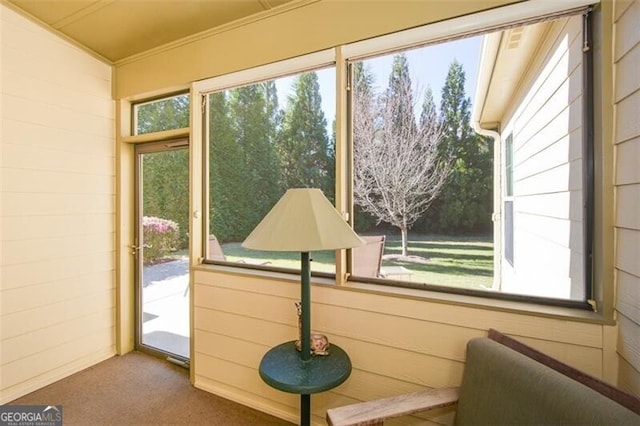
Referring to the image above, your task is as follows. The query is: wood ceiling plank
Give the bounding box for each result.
[6,0,99,24]
[6,0,295,62]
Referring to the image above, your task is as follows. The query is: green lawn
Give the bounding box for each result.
[380,235,494,290]
[221,242,336,272]
[220,234,494,290]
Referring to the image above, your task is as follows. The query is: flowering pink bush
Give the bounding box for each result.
[142,216,180,264]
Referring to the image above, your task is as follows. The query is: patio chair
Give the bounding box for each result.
[184,235,271,296]
[207,235,227,261]
[351,235,385,278]
[208,234,270,265]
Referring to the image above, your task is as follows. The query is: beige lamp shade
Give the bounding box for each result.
[242,188,365,252]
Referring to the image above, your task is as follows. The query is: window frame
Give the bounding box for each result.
[342,0,598,310]
[189,0,610,316]
[192,49,338,276]
[132,91,190,136]
[504,133,514,267]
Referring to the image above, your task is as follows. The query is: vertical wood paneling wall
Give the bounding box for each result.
[0,5,116,403]
[501,16,585,300]
[193,269,607,425]
[613,0,640,395]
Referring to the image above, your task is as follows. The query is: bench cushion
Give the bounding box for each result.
[456,338,640,425]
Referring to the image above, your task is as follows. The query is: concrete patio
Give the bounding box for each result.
[141,257,190,359]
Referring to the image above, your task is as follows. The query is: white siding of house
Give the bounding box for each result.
[0,5,116,403]
[614,0,640,396]
[501,16,585,299]
[193,269,608,425]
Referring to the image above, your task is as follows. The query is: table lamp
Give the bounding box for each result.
[242,188,364,426]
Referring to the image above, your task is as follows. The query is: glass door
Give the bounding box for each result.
[134,140,190,361]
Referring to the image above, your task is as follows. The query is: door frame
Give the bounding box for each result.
[134,139,190,362]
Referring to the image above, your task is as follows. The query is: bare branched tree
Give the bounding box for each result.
[353,57,451,257]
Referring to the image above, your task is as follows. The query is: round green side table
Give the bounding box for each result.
[259,341,352,425]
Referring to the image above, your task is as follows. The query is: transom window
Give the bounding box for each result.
[133,93,189,135]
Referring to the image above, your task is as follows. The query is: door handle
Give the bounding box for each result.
[130,243,152,255]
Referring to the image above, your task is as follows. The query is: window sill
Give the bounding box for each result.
[193,262,613,325]
[340,279,613,325]
[194,261,337,286]
[122,127,189,143]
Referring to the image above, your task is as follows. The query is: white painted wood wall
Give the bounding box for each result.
[613,0,640,396]
[0,5,116,403]
[500,16,585,300]
[193,269,609,425]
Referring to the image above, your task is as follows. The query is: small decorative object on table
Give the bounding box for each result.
[295,302,330,356]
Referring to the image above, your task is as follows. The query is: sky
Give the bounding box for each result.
[274,34,482,130]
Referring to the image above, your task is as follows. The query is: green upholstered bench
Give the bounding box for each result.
[326,329,640,426]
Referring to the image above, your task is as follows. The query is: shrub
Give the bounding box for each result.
[142,216,180,265]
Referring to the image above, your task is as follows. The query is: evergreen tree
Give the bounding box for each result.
[142,148,189,248]
[353,62,376,103]
[385,54,416,137]
[208,92,248,242]
[276,72,333,199]
[263,80,282,146]
[424,60,493,234]
[419,86,438,129]
[228,85,282,237]
[351,62,379,233]
[136,95,189,134]
[327,118,336,204]
[137,95,190,249]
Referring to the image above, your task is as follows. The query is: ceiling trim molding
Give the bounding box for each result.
[51,0,115,29]
[114,0,319,67]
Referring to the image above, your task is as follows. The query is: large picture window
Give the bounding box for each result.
[350,37,493,291]
[205,67,336,273]
[196,3,596,307]
[349,8,593,304]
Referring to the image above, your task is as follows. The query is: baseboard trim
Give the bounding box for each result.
[1,347,115,405]
[194,375,300,424]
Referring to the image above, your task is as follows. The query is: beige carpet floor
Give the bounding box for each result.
[9,351,293,425]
